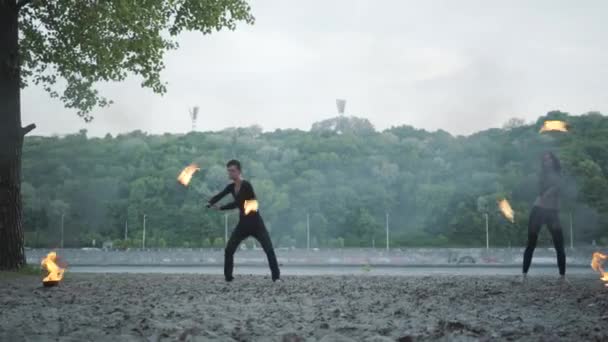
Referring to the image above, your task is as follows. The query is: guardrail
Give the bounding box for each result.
[25,247,601,267]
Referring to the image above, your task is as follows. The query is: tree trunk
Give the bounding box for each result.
[0,1,26,270]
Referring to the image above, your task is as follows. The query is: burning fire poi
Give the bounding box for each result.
[498,199,515,223]
[539,120,568,133]
[41,251,65,287]
[591,252,608,287]
[244,200,259,215]
[177,163,200,186]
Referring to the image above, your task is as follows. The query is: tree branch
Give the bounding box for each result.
[22,123,36,136]
[17,0,33,9]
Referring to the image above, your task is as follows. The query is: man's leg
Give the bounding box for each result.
[224,224,248,281]
[547,212,566,276]
[252,218,280,281]
[523,207,542,275]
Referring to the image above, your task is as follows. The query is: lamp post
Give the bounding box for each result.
[385,212,390,251]
[142,214,146,249]
[224,213,228,246]
[60,213,64,248]
[485,213,489,249]
[307,213,310,251]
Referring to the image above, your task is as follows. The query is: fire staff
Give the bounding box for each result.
[207,159,281,282]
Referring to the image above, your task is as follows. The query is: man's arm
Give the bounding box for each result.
[219,201,239,210]
[207,184,232,207]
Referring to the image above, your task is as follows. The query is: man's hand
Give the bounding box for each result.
[206,203,220,210]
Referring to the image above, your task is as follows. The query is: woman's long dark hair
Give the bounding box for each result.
[541,151,562,174]
[539,152,561,194]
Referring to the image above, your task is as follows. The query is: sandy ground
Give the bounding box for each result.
[1,272,607,342]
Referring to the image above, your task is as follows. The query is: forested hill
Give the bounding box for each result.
[21,111,608,249]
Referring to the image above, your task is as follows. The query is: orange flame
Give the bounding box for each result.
[41,251,65,285]
[244,200,259,215]
[591,252,608,287]
[177,163,200,186]
[539,120,568,133]
[498,199,515,223]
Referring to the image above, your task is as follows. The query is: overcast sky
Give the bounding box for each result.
[21,0,608,137]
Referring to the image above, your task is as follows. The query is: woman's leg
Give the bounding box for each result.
[547,211,566,276]
[523,207,542,274]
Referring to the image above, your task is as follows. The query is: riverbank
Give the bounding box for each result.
[66,264,594,277]
[25,247,601,267]
[1,273,607,341]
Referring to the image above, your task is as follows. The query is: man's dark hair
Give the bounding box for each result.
[226,159,241,171]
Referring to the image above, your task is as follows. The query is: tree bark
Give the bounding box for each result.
[0,1,26,270]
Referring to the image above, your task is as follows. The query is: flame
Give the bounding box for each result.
[591,252,608,287]
[539,120,568,133]
[177,163,200,186]
[498,199,515,223]
[40,251,65,285]
[244,199,259,215]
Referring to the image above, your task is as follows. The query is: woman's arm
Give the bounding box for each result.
[541,185,559,200]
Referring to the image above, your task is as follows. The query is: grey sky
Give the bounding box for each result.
[21,0,608,137]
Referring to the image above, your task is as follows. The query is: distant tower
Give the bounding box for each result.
[336,99,346,116]
[189,106,199,132]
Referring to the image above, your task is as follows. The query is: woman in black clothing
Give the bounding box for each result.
[207,159,281,282]
[522,151,566,281]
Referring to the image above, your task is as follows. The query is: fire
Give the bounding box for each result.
[244,199,259,215]
[498,199,515,223]
[177,163,200,186]
[40,251,65,286]
[591,252,608,287]
[539,120,568,133]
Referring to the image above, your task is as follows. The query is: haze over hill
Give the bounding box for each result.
[21,111,608,249]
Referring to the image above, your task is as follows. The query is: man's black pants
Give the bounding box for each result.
[224,214,280,281]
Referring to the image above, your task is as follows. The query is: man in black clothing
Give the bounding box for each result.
[207,160,281,282]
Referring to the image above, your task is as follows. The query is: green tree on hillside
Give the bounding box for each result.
[12,112,608,250]
[0,0,254,270]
